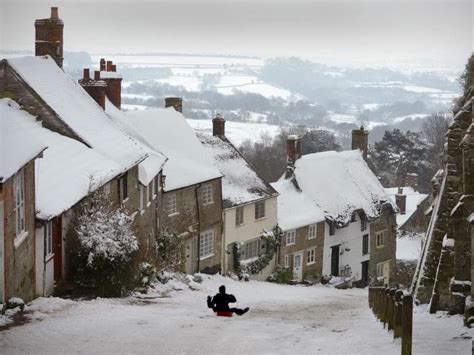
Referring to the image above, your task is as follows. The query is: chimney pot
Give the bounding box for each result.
[100,58,106,71]
[111,64,117,72]
[351,126,369,160]
[286,135,300,165]
[395,193,407,214]
[83,68,90,80]
[106,61,113,71]
[50,7,59,19]
[94,70,100,80]
[165,97,183,113]
[212,114,226,136]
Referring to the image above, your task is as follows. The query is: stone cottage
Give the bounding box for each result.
[106,98,224,274]
[0,100,47,303]
[198,115,279,280]
[272,132,397,285]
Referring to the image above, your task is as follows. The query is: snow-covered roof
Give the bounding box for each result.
[198,133,277,208]
[0,100,47,183]
[6,56,148,174]
[385,186,429,227]
[1,99,121,220]
[109,107,222,191]
[271,178,325,231]
[280,150,394,226]
[104,98,167,186]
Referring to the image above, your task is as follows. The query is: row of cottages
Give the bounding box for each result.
[271,131,397,286]
[198,117,279,280]
[104,97,225,274]
[0,7,167,302]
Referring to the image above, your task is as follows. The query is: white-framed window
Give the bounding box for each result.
[362,234,369,255]
[308,224,316,240]
[284,255,290,268]
[376,230,386,248]
[14,171,25,238]
[202,184,213,205]
[199,229,214,259]
[45,221,53,257]
[241,239,259,260]
[307,248,316,265]
[235,206,244,226]
[376,262,384,278]
[167,193,178,216]
[286,230,296,245]
[255,201,265,220]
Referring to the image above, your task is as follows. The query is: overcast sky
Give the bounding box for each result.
[1,0,472,67]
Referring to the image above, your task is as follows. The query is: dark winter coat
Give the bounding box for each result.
[208,293,237,311]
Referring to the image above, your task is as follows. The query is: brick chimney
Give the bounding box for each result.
[79,69,107,110]
[100,59,122,109]
[395,187,407,214]
[165,97,183,113]
[287,135,302,165]
[35,7,64,68]
[352,126,369,160]
[406,173,418,191]
[212,114,226,137]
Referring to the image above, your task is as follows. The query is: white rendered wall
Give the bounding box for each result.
[322,213,371,281]
[222,196,278,275]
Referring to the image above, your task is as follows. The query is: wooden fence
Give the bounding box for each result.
[368,287,413,355]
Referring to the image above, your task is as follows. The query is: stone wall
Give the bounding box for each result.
[1,162,37,302]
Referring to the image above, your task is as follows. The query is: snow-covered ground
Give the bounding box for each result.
[1,275,471,354]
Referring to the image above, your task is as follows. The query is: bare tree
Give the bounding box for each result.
[421,113,451,166]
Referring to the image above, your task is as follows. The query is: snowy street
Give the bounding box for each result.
[1,275,472,354]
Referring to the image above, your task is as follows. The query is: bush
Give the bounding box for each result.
[155,230,185,272]
[269,265,293,284]
[66,188,139,297]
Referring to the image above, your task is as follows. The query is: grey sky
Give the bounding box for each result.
[1,0,472,67]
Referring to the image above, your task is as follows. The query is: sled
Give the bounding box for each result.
[216,311,233,317]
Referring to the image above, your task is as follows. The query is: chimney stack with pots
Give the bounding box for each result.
[406,173,418,191]
[352,126,369,160]
[286,135,302,165]
[100,59,122,109]
[395,187,407,214]
[79,69,107,110]
[165,97,183,113]
[35,7,64,68]
[212,114,226,137]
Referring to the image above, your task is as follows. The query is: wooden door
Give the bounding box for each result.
[331,245,340,276]
[52,216,62,281]
[361,260,369,286]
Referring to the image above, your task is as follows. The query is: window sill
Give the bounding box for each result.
[308,236,316,240]
[286,242,295,246]
[203,201,214,207]
[46,253,55,263]
[14,231,29,249]
[376,245,384,249]
[306,261,316,266]
[168,212,179,217]
[255,216,267,221]
[199,253,214,261]
[235,223,245,228]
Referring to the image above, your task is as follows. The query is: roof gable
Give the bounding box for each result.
[199,133,277,208]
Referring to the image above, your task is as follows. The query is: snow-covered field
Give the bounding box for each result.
[1,275,471,354]
[187,118,281,146]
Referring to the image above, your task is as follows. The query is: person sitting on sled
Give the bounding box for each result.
[207,285,249,315]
